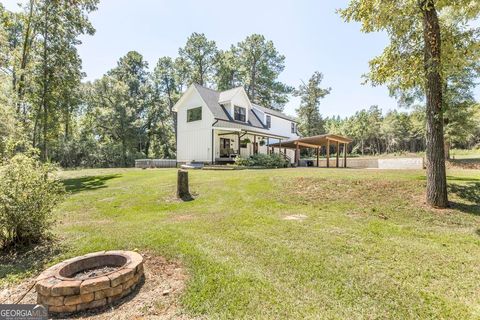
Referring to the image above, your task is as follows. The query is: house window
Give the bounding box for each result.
[187,107,202,122]
[291,122,296,133]
[234,105,246,122]
[266,115,271,128]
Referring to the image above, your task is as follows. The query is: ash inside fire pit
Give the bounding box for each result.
[72,266,120,279]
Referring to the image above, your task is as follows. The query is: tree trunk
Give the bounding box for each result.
[421,0,448,208]
[41,2,49,162]
[444,139,450,160]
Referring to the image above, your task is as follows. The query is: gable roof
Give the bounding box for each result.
[252,103,297,122]
[193,84,297,129]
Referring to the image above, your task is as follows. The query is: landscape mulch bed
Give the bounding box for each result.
[1,252,193,320]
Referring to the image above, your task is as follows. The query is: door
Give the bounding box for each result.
[220,138,231,157]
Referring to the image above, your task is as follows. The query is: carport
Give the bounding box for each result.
[268,134,353,167]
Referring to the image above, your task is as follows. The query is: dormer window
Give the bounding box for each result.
[234,105,246,122]
[266,115,271,128]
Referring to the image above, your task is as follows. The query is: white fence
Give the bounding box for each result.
[135,159,177,168]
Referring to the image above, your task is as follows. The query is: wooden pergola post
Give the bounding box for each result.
[343,143,347,168]
[326,139,330,168]
[316,147,320,167]
[336,141,340,168]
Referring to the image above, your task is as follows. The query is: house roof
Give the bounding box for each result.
[213,120,289,139]
[193,84,297,128]
[252,103,297,122]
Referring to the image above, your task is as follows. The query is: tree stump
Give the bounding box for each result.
[177,170,192,200]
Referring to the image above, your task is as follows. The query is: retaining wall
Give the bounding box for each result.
[135,159,177,168]
[301,157,424,169]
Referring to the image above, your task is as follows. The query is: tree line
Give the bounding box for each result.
[1,1,479,182]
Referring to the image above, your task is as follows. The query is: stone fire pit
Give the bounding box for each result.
[35,251,144,313]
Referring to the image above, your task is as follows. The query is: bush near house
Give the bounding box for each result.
[0,155,64,249]
[235,153,289,168]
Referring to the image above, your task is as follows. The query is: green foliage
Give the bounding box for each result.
[294,71,331,137]
[0,155,64,249]
[338,0,480,96]
[235,153,289,168]
[235,34,293,110]
[179,32,218,86]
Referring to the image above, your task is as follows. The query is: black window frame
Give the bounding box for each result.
[266,115,271,128]
[187,106,202,122]
[291,122,296,133]
[234,105,246,122]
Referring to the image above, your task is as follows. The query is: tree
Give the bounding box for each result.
[22,0,97,161]
[235,34,293,110]
[294,71,331,137]
[86,76,137,167]
[178,32,218,86]
[339,0,480,208]
[215,48,241,91]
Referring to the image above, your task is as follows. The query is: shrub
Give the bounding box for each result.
[235,153,289,168]
[0,155,65,249]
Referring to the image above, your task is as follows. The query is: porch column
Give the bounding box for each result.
[211,129,215,164]
[295,142,300,166]
[316,147,320,167]
[343,143,347,168]
[253,135,257,155]
[336,141,340,168]
[238,132,241,155]
[326,139,330,168]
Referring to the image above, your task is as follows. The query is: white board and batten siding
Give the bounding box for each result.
[176,89,215,163]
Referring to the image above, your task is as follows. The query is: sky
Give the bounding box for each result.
[3,0,479,118]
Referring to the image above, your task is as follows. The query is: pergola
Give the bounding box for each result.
[268,134,353,168]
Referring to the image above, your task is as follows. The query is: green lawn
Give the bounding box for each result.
[3,167,480,319]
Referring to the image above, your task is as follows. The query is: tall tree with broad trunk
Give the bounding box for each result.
[421,0,448,207]
[339,0,480,208]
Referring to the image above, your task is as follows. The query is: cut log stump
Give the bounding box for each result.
[177,170,192,201]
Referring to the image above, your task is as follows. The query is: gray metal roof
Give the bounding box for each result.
[193,84,296,129]
[213,120,289,139]
[251,103,298,122]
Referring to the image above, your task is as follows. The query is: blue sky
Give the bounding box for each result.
[4,0,479,118]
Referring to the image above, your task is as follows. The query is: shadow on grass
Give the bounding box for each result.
[0,240,63,285]
[448,182,480,216]
[62,174,122,193]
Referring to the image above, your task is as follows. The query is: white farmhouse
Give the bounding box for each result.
[172,84,300,164]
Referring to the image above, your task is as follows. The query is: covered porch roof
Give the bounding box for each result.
[268,134,352,149]
[213,119,289,140]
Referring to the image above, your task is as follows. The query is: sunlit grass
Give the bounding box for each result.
[3,167,479,319]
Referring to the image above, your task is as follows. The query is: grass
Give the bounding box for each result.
[2,167,480,319]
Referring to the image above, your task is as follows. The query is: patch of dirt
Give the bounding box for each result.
[1,252,193,320]
[282,214,307,221]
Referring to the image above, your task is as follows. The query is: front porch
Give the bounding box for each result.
[212,127,291,164]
